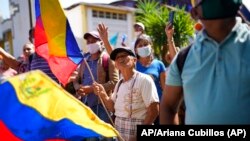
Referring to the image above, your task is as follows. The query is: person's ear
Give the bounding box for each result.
[99,41,103,45]
[133,58,137,63]
[114,61,118,68]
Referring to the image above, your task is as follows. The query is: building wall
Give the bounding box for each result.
[10,0,35,57]
[0,19,13,54]
[0,1,135,57]
[64,5,85,52]
[0,0,35,57]
[86,5,134,49]
[65,3,135,53]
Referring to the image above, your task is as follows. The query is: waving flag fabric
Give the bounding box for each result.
[0,70,119,140]
[109,33,119,47]
[34,0,83,86]
[240,0,250,24]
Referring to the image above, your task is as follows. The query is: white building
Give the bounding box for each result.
[65,2,136,52]
[0,0,136,57]
[0,0,35,57]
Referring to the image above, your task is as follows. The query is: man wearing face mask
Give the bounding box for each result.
[161,0,250,125]
[73,31,119,127]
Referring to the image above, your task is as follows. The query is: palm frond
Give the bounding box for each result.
[135,1,195,59]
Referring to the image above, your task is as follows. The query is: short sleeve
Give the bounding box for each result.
[140,75,159,107]
[166,55,182,86]
[158,60,166,73]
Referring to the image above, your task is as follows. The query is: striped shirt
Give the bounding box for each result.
[30,53,59,83]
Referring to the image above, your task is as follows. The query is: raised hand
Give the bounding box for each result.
[97,23,114,55]
[97,23,109,42]
[165,23,174,40]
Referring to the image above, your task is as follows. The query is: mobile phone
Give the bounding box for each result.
[122,34,127,43]
[169,11,175,25]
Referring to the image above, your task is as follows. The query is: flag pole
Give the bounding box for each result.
[83,58,114,125]
[83,58,125,141]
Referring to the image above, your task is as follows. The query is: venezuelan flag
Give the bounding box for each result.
[34,0,83,86]
[0,70,119,140]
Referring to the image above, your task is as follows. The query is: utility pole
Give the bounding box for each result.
[28,0,33,28]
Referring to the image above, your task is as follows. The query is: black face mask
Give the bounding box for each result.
[199,0,242,20]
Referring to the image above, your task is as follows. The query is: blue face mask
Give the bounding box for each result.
[137,45,152,57]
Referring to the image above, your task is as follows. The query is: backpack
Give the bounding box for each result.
[65,53,109,94]
[102,53,109,81]
[175,44,192,125]
[79,52,109,83]
[176,44,192,75]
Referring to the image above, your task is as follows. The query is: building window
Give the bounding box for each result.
[118,13,126,20]
[99,11,104,18]
[106,12,111,19]
[112,13,117,19]
[92,10,98,17]
[92,10,127,21]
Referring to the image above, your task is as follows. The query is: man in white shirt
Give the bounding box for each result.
[93,47,159,141]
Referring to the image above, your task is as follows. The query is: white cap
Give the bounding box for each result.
[134,22,145,30]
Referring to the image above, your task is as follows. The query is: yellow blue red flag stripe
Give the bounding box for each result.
[34,0,83,85]
[0,71,119,140]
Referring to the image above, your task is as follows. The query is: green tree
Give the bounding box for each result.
[136,0,194,63]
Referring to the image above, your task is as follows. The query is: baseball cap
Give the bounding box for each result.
[134,22,145,30]
[191,0,242,19]
[83,31,101,40]
[110,47,136,61]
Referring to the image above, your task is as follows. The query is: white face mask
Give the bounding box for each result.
[137,45,152,57]
[135,31,142,37]
[87,42,101,54]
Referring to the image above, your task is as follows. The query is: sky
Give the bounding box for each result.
[1,0,250,20]
[0,0,118,20]
[0,0,10,19]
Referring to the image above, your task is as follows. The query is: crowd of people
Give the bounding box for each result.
[0,0,250,141]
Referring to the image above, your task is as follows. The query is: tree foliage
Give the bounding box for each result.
[136,0,195,59]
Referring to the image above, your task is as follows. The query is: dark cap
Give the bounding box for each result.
[110,47,136,61]
[193,0,242,19]
[83,31,101,40]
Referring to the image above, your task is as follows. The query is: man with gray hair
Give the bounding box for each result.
[93,47,159,141]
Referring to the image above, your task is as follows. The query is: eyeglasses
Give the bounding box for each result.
[191,0,203,8]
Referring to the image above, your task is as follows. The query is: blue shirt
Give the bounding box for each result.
[166,18,250,124]
[82,55,98,107]
[136,59,166,99]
